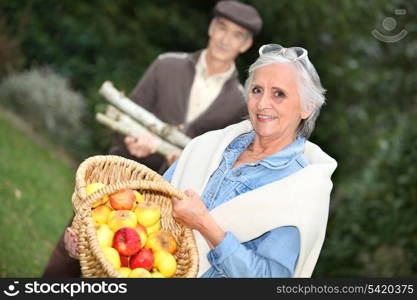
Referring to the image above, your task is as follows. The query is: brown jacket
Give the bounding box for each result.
[109,50,248,172]
[42,50,247,277]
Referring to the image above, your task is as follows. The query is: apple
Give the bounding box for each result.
[130,248,154,271]
[134,190,145,202]
[112,227,141,256]
[120,255,130,268]
[92,205,112,225]
[132,190,145,210]
[135,202,161,227]
[153,251,177,278]
[96,224,114,247]
[107,210,137,232]
[146,221,161,235]
[119,267,131,277]
[145,230,177,254]
[86,182,106,194]
[151,271,165,278]
[102,246,121,269]
[129,268,152,278]
[134,224,148,247]
[86,182,109,208]
[109,188,135,210]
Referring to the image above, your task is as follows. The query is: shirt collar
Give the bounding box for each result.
[197,49,236,81]
[227,131,306,169]
[260,137,306,169]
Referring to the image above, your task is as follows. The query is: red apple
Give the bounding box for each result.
[109,189,135,210]
[112,227,141,256]
[130,248,154,271]
[120,255,130,268]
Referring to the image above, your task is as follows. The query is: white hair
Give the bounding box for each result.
[244,51,326,139]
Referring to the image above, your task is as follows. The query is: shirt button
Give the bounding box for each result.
[235,171,241,177]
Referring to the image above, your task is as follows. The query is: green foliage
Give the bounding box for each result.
[0,68,91,159]
[316,111,417,276]
[0,16,23,75]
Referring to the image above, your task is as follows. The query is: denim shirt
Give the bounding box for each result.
[163,131,309,277]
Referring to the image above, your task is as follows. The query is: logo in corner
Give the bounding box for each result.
[3,281,20,297]
[372,9,407,43]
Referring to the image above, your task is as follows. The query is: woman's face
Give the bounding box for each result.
[247,63,310,144]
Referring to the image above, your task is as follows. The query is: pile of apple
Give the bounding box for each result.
[87,183,177,278]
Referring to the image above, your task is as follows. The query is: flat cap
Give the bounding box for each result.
[214,0,262,35]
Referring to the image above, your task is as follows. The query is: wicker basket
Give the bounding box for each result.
[70,155,199,278]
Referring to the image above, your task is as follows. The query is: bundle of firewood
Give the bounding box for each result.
[96,81,191,156]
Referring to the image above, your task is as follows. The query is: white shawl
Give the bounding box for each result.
[171,120,337,277]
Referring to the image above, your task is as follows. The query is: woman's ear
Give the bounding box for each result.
[301,110,311,120]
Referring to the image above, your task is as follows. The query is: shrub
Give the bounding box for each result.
[0,67,91,159]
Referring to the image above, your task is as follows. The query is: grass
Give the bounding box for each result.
[0,110,76,277]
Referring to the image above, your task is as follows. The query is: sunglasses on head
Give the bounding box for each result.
[258,44,308,61]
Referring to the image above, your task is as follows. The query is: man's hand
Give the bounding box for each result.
[165,152,182,166]
[64,227,79,260]
[172,190,225,248]
[124,132,158,158]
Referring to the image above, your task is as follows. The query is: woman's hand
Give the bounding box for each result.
[172,189,225,248]
[124,132,158,158]
[172,190,210,230]
[64,227,79,260]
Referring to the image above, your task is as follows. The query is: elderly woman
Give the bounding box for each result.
[166,44,337,277]
[64,44,336,277]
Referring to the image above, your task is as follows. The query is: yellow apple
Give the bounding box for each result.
[129,268,152,278]
[153,251,177,278]
[151,271,165,278]
[145,230,177,254]
[96,224,114,247]
[92,205,112,225]
[146,221,161,235]
[132,190,145,210]
[102,246,121,269]
[133,190,145,202]
[134,224,148,247]
[86,182,109,208]
[119,267,132,278]
[107,210,137,232]
[135,202,161,227]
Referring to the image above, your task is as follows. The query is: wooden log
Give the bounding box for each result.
[99,81,190,148]
[96,109,182,157]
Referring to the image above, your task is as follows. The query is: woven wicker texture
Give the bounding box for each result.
[70,155,199,277]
